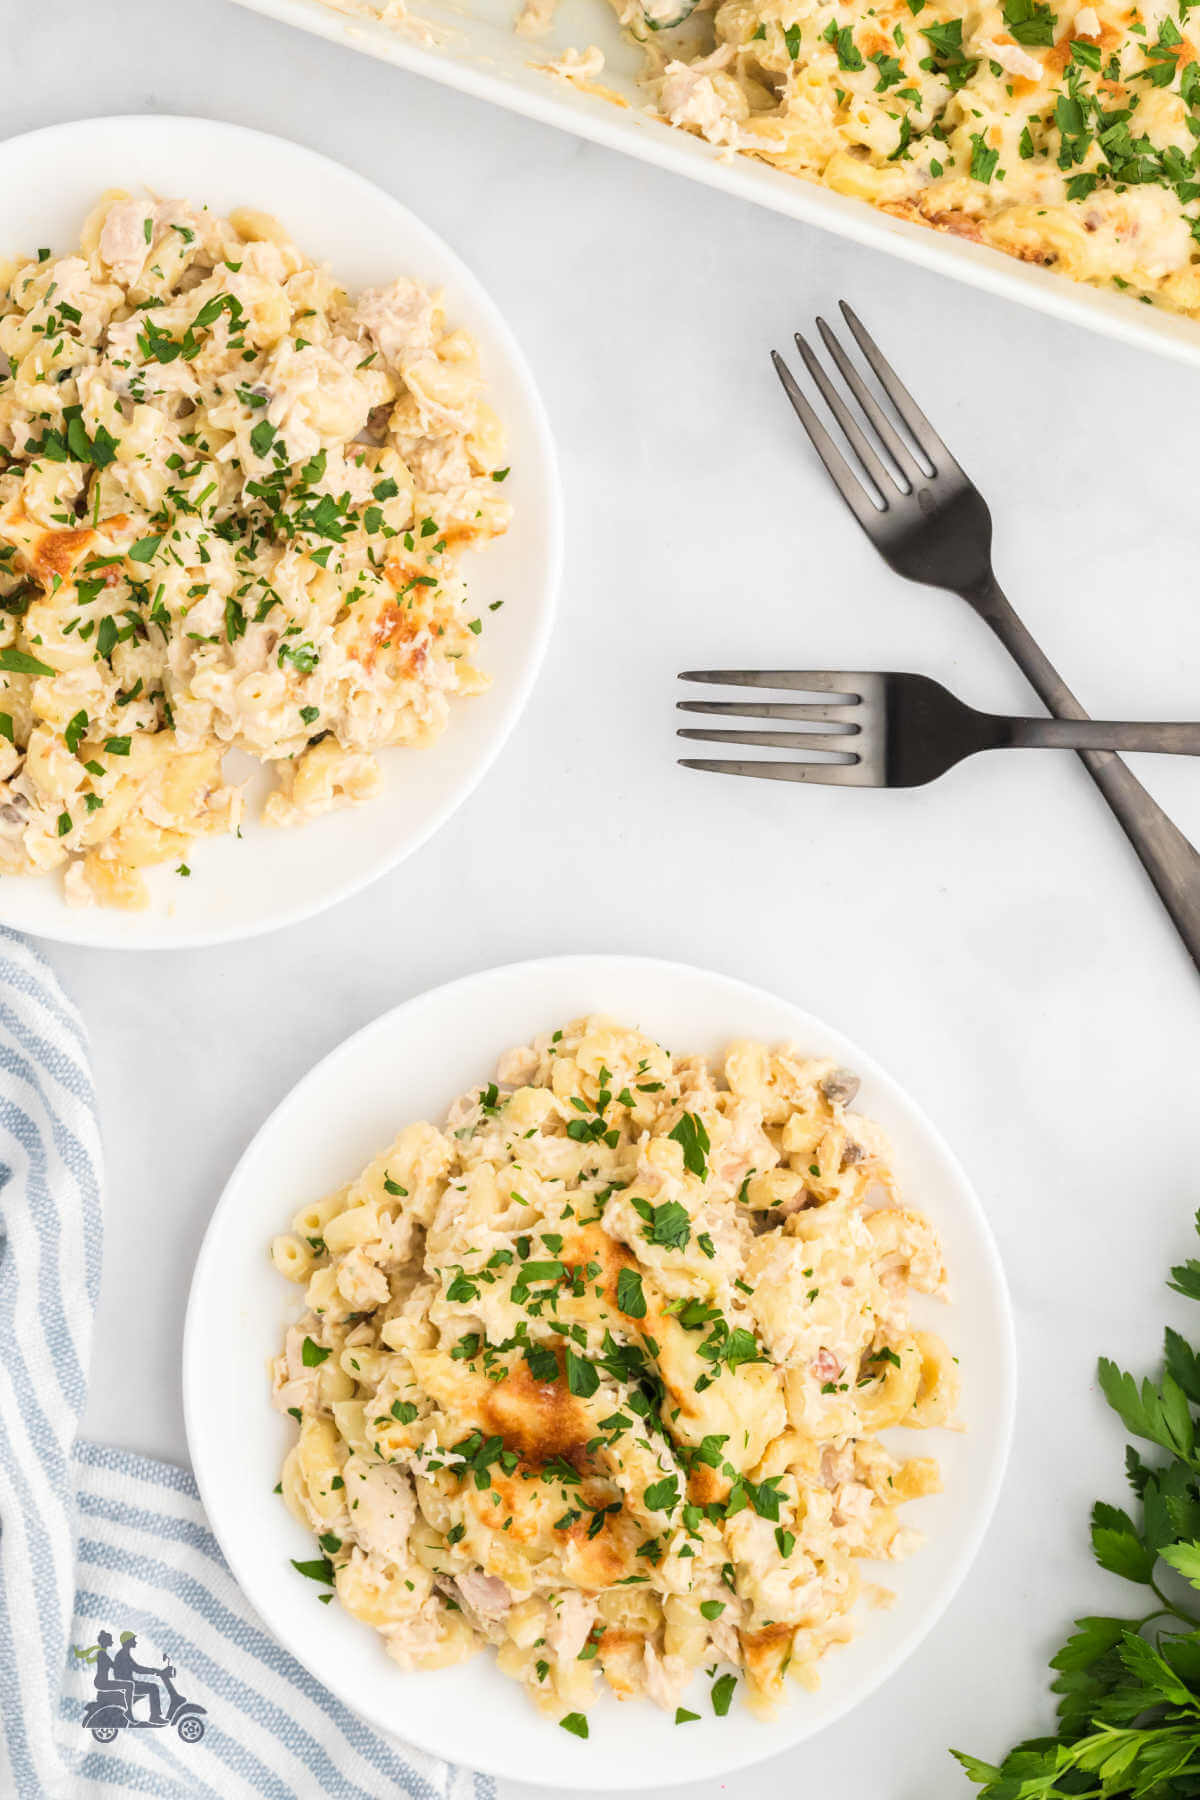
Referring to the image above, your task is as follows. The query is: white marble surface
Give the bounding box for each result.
[6,0,1200,1794]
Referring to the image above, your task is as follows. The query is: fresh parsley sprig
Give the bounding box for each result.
[954,1208,1200,1798]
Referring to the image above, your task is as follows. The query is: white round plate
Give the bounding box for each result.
[184,955,1016,1790]
[0,116,560,948]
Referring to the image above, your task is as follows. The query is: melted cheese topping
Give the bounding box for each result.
[0,193,510,908]
[327,0,1200,316]
[270,1017,959,1721]
[629,0,1200,315]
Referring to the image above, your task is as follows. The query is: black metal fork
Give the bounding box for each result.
[772,303,1200,976]
[678,670,1200,786]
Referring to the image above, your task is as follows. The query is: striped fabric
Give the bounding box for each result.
[0,930,492,1800]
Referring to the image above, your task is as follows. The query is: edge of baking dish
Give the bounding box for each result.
[233,0,1200,368]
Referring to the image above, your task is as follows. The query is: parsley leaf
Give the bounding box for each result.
[822,18,865,69]
[565,1347,599,1398]
[643,1476,680,1513]
[669,1112,710,1179]
[969,133,999,183]
[1002,0,1057,45]
[711,1672,737,1716]
[0,647,53,677]
[616,1266,647,1318]
[290,1557,335,1586]
[631,1197,691,1251]
[920,18,977,87]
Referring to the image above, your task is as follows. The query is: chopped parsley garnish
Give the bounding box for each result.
[278,642,319,674]
[565,1347,599,1397]
[631,1197,692,1251]
[0,648,53,677]
[711,1672,738,1716]
[290,1557,335,1586]
[616,1266,647,1318]
[919,18,977,88]
[669,1112,710,1179]
[1002,0,1056,45]
[969,134,1000,184]
[822,18,864,70]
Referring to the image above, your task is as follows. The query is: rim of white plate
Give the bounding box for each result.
[0,115,562,949]
[183,954,1017,1791]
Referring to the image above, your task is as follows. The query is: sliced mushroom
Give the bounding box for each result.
[354,403,393,447]
[820,1069,860,1107]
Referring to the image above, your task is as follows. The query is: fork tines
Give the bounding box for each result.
[771,300,955,528]
[677,671,873,785]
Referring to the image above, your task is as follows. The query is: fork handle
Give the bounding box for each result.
[1006,720,1200,753]
[968,572,1200,974]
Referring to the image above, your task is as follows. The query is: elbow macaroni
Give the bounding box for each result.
[270,1017,960,1722]
[0,191,511,907]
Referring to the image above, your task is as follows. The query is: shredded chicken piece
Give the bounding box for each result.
[979,36,1045,80]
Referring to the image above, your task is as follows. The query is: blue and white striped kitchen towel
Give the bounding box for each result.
[0,929,492,1800]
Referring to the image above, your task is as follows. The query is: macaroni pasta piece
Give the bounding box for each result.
[271,1018,960,1721]
[0,193,511,907]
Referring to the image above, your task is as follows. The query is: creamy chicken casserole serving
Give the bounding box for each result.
[0,193,509,908]
[338,0,1200,320]
[270,1018,958,1728]
[581,0,1200,315]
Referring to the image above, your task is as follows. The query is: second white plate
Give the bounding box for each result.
[0,116,561,947]
[184,954,1016,1790]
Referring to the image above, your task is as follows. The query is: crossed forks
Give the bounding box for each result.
[677,303,1200,975]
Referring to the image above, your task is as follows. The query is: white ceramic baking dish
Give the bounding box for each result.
[236,0,1200,366]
